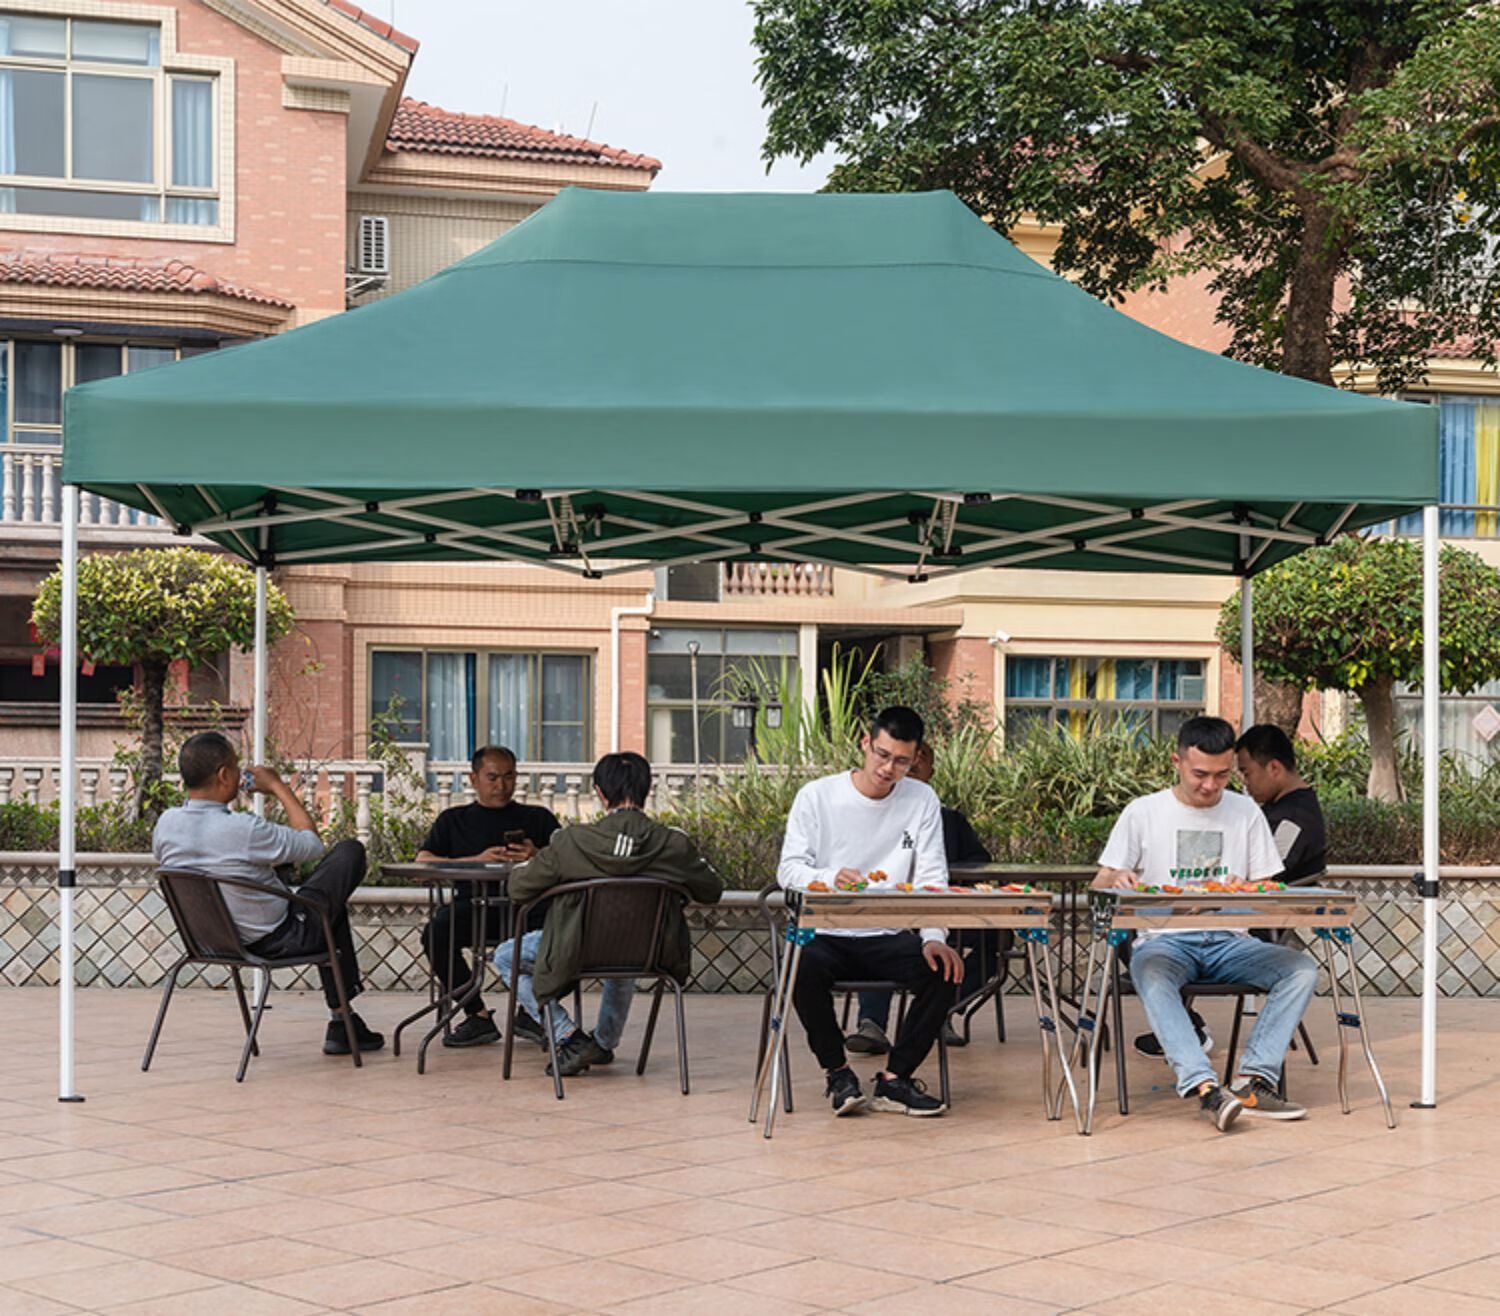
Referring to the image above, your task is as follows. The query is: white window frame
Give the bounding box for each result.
[0,1,234,243]
[357,215,389,275]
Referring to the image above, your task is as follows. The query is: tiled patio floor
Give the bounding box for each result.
[0,987,1497,1314]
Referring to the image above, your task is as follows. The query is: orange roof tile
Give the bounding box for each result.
[388,99,661,172]
[0,250,295,309]
[322,0,419,54]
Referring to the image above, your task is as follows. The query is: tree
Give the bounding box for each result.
[754,0,1500,391]
[1217,537,1500,801]
[32,548,294,818]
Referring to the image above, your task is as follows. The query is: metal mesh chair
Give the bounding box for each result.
[143,869,362,1082]
[501,876,696,1100]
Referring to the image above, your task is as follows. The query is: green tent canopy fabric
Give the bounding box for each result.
[62,188,1437,579]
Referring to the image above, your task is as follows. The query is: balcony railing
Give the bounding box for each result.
[2,445,165,529]
[723,561,833,596]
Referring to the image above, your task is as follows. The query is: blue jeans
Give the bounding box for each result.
[1130,932,1319,1097]
[493,930,634,1050]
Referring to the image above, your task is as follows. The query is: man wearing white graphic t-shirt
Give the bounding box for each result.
[1094,716,1319,1132]
[778,706,964,1118]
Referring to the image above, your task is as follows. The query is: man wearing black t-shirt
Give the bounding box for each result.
[1235,725,1328,883]
[417,746,560,1048]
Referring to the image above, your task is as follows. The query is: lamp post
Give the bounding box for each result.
[687,641,702,804]
[730,689,784,762]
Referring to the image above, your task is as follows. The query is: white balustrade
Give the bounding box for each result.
[1,445,166,529]
[0,767,12,804]
[354,771,373,843]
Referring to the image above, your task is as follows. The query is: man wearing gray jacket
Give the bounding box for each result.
[497,751,723,1077]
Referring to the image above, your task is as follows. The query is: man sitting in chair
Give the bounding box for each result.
[497,751,723,1078]
[1094,716,1318,1132]
[152,731,383,1057]
[778,706,964,1118]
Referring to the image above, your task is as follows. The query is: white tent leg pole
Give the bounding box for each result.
[1416,504,1440,1108]
[59,484,83,1103]
[252,566,269,1008]
[1240,575,1254,729]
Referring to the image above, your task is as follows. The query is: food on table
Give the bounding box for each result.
[867,869,888,882]
[807,880,831,892]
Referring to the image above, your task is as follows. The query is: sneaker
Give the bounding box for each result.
[1229,1075,1307,1121]
[511,1009,547,1048]
[1134,1010,1213,1060]
[844,1019,890,1055]
[323,1012,384,1056]
[442,1012,501,1048]
[1197,1083,1243,1132]
[545,1031,615,1077]
[871,1073,946,1117]
[825,1065,867,1116]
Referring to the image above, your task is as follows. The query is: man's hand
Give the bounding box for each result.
[248,764,285,795]
[248,764,317,834]
[1092,867,1139,890]
[922,940,964,982]
[501,839,538,863]
[472,846,510,863]
[834,868,866,891]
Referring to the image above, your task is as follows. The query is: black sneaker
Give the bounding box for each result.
[323,1012,384,1056]
[545,1031,615,1077]
[442,1013,500,1048]
[871,1073,946,1117]
[1229,1075,1307,1121]
[1134,1010,1212,1060]
[825,1065,867,1116]
[1198,1083,1244,1132]
[511,1009,547,1048]
[844,1019,890,1055]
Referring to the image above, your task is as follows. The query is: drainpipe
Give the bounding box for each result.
[610,592,654,753]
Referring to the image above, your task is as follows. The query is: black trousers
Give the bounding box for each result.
[422,898,506,1017]
[244,839,366,1010]
[792,931,952,1078]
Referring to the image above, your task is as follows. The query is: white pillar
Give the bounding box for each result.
[58,484,82,1103]
[1240,575,1254,729]
[798,623,818,746]
[1418,504,1440,1107]
[252,565,268,818]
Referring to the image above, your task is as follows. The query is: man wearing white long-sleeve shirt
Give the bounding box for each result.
[778,706,963,1117]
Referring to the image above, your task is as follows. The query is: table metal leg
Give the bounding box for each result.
[415,891,490,1075]
[762,938,805,1140]
[1083,943,1119,1136]
[1026,930,1082,1131]
[393,884,444,1058]
[1317,935,1353,1114]
[1317,928,1396,1129]
[749,924,801,1127]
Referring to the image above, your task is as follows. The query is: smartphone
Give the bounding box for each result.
[504,829,526,846]
[240,769,256,795]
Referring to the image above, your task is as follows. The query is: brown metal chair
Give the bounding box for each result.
[143,869,362,1082]
[752,881,952,1113]
[501,876,696,1100]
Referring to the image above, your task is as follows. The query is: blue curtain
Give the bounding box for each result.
[1005,657,1055,699]
[487,654,531,758]
[1398,398,1476,535]
[1113,659,1154,700]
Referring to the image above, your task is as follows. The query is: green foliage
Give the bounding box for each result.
[0,800,156,853]
[31,546,293,667]
[754,0,1500,388]
[1218,537,1500,696]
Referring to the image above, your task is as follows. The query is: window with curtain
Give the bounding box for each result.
[1003,655,1206,740]
[370,649,593,764]
[0,13,217,226]
[1393,395,1500,537]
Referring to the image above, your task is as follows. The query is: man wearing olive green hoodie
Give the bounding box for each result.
[497,751,723,1077]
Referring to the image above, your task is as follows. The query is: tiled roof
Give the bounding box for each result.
[388,99,662,172]
[322,0,419,54]
[0,250,295,309]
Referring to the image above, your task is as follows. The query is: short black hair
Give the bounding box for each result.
[593,751,651,808]
[870,705,924,746]
[1176,715,1236,756]
[471,745,517,773]
[1236,723,1297,771]
[179,731,237,789]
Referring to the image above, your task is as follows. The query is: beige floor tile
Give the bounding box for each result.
[12,1257,218,1308]
[496,1257,693,1306]
[1416,1257,1500,1299]
[725,1257,926,1308]
[0,1289,83,1316]
[393,1239,581,1282]
[100,1285,326,1315]
[1054,1235,1235,1283]
[609,1236,808,1283]
[1075,1281,1306,1314]
[88,1213,267,1260]
[251,1257,453,1307]
[291,1214,476,1256]
[953,1257,1157,1306]
[507,1213,684,1258]
[857,1281,1057,1314]
[604,1280,821,1315]
[0,1238,125,1283]
[165,1235,356,1282]
[1329,1283,1500,1316]
[1211,1256,1395,1307]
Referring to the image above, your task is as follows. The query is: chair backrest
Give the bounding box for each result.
[556,877,690,977]
[156,870,257,964]
[756,880,788,974]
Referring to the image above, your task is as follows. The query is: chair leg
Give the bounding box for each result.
[229,968,259,1058]
[995,980,1007,1043]
[142,958,186,1072]
[638,979,666,1076]
[1298,1020,1320,1067]
[237,979,275,1083]
[672,979,690,1095]
[574,983,583,1028]
[839,991,853,1031]
[1111,957,1129,1116]
[543,1002,565,1101]
[1224,995,1246,1082]
[937,1031,951,1108]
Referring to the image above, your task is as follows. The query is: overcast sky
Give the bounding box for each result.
[394,0,835,192]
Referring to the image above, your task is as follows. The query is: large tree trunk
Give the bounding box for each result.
[1253,676,1305,740]
[1282,204,1345,386]
[1358,675,1405,803]
[135,658,168,821]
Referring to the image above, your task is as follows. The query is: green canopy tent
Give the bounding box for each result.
[55,188,1441,1105]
